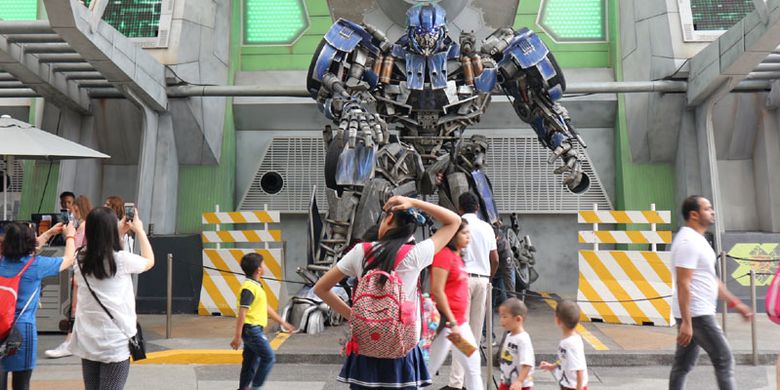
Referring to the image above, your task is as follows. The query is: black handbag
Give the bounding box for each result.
[77,262,146,361]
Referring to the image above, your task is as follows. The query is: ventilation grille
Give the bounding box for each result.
[0,159,24,192]
[239,136,613,213]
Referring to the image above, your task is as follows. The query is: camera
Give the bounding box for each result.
[60,209,70,224]
[124,202,135,222]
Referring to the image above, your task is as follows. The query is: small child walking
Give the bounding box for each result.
[230,253,294,390]
[497,298,535,390]
[540,300,588,390]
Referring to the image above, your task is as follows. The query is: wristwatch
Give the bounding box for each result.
[444,320,455,328]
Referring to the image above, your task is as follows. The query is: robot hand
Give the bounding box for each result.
[549,141,588,193]
[337,102,388,148]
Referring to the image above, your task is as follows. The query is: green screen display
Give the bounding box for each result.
[539,0,605,42]
[0,0,37,21]
[83,0,161,38]
[691,0,754,31]
[244,0,308,44]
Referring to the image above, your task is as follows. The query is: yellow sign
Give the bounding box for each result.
[727,243,779,287]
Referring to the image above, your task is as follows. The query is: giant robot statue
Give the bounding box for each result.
[306,2,588,268]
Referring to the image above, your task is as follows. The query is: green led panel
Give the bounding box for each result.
[83,0,161,38]
[244,0,308,44]
[539,0,605,42]
[0,0,37,21]
[691,0,753,31]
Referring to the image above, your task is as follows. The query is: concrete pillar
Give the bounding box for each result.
[675,111,702,219]
[135,101,159,231]
[694,84,730,251]
[134,100,179,234]
[149,112,178,234]
[753,109,780,232]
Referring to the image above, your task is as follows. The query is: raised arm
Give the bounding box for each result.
[481,27,589,194]
[383,196,460,254]
[128,210,154,272]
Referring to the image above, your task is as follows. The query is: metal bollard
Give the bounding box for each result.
[750,270,757,366]
[166,253,173,339]
[486,282,493,390]
[720,251,727,335]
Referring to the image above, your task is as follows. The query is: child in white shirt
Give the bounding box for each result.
[498,298,535,390]
[540,300,588,390]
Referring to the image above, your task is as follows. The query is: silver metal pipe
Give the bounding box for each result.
[166,253,173,339]
[565,81,688,93]
[36,54,85,63]
[7,34,64,44]
[0,73,14,82]
[750,270,757,366]
[720,251,728,335]
[0,21,53,34]
[23,43,75,54]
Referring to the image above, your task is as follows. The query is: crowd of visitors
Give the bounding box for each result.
[1,191,777,390]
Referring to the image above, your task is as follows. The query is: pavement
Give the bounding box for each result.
[24,294,780,389]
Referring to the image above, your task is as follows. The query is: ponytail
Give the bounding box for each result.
[362,210,418,283]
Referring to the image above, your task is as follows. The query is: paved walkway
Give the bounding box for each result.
[26,294,780,388]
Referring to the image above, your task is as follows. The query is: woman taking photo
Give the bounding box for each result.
[426,219,483,390]
[313,196,460,389]
[70,195,92,248]
[0,221,76,390]
[67,207,154,390]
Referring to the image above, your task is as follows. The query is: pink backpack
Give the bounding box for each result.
[347,243,417,359]
[766,263,780,325]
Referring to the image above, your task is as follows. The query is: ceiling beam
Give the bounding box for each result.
[0,33,90,114]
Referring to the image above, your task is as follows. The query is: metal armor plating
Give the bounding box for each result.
[306,3,589,268]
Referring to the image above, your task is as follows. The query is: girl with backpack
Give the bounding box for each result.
[1,221,76,390]
[314,196,461,389]
[427,219,484,390]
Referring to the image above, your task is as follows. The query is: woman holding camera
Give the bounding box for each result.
[67,207,154,390]
[0,221,76,390]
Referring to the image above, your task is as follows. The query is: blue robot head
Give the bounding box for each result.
[406,3,447,56]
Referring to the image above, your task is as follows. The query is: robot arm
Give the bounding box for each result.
[483,28,590,193]
[307,19,391,148]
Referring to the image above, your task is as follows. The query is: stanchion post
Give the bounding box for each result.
[720,251,727,335]
[750,270,757,366]
[486,282,493,390]
[166,253,173,339]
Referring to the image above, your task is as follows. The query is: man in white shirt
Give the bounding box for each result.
[446,192,498,390]
[669,195,752,390]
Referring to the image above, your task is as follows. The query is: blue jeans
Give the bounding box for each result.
[239,325,275,390]
[669,315,736,390]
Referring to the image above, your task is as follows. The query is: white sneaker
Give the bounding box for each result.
[44,341,72,358]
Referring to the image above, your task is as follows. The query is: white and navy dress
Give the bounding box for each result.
[336,240,436,389]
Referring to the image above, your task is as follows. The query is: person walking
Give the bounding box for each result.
[446,192,498,390]
[313,196,461,389]
[428,219,484,390]
[0,221,76,390]
[668,195,752,390]
[67,207,155,390]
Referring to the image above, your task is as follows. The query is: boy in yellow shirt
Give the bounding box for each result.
[230,253,294,390]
